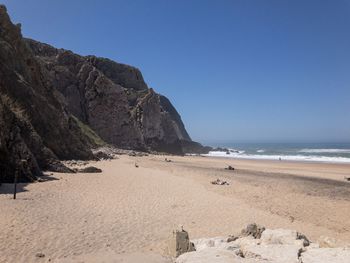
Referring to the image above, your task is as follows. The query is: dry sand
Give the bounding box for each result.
[1,155,350,262]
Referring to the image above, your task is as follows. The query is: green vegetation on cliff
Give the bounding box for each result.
[70,116,106,147]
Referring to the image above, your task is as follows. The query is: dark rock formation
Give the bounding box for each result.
[0,5,94,182]
[0,5,208,182]
[25,38,199,154]
[180,140,212,154]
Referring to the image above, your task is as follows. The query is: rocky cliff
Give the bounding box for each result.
[0,5,207,182]
[0,5,97,182]
[25,39,194,153]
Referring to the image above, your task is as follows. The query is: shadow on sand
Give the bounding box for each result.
[0,183,29,196]
[0,174,59,196]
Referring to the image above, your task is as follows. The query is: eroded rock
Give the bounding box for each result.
[300,247,350,263]
[317,235,337,248]
[241,223,265,239]
[168,227,195,258]
[176,248,249,263]
[192,237,238,252]
[261,229,301,246]
[239,244,301,263]
[174,225,348,263]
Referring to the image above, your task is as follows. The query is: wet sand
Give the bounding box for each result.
[0,155,349,262]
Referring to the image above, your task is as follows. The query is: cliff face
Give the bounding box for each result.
[24,39,193,153]
[0,5,206,182]
[0,5,96,182]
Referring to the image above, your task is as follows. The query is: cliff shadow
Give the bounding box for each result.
[0,182,29,196]
[0,174,59,196]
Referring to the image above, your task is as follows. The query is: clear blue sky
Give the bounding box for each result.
[3,0,350,144]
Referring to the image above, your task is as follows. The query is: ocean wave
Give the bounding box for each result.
[204,151,350,163]
[299,149,350,154]
[256,149,265,153]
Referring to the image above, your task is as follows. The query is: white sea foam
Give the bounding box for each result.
[204,151,350,164]
[256,149,265,153]
[299,149,350,153]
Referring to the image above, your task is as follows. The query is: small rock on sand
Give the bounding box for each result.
[93,151,114,160]
[35,252,45,258]
[211,179,229,185]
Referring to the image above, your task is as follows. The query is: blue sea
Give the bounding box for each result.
[205,142,350,163]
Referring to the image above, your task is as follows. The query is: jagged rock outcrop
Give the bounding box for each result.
[0,95,42,182]
[0,5,94,182]
[0,5,207,182]
[25,35,203,154]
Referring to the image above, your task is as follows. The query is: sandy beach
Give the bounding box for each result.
[1,155,350,262]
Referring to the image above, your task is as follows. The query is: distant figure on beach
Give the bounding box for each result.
[279,157,281,161]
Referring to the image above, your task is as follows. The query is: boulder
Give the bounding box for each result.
[192,237,239,252]
[176,248,250,263]
[174,225,350,263]
[231,236,261,248]
[300,247,350,263]
[93,150,113,160]
[239,244,301,263]
[261,229,301,246]
[317,236,337,248]
[241,224,265,239]
[168,227,195,258]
